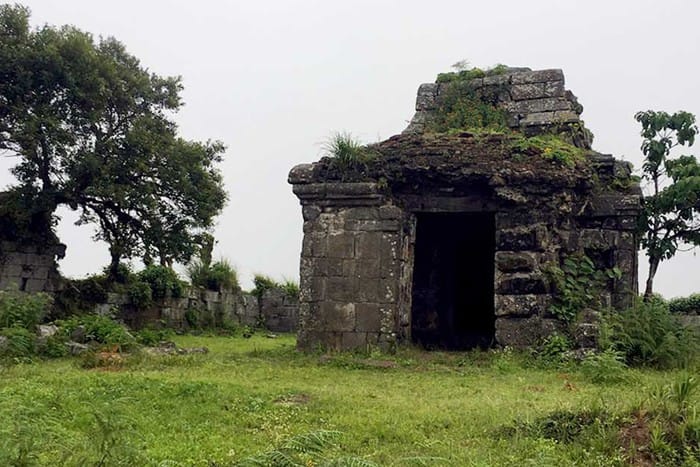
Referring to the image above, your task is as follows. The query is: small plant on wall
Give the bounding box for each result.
[546,254,621,323]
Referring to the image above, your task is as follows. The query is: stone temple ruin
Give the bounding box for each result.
[289,67,642,351]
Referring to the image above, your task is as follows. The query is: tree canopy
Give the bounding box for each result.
[0,4,227,274]
[635,110,700,299]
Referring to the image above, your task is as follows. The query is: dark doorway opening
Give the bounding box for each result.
[411,212,496,350]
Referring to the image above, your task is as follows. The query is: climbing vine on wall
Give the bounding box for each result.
[546,255,621,323]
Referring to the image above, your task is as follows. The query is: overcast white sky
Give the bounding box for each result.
[2,0,699,297]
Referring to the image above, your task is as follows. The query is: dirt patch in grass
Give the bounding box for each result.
[618,411,654,467]
[274,393,311,406]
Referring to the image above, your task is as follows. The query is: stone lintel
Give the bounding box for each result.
[399,195,496,213]
[293,182,383,205]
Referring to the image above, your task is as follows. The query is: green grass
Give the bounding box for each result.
[0,335,696,466]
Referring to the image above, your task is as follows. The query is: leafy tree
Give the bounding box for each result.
[635,110,700,299]
[0,5,226,277]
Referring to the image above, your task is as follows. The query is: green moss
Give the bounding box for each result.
[510,134,586,167]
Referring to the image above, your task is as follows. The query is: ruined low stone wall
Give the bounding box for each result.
[98,286,299,333]
[0,241,64,292]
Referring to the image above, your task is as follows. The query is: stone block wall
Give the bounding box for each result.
[74,286,298,333]
[405,68,588,142]
[293,179,412,350]
[0,241,64,292]
[261,287,301,333]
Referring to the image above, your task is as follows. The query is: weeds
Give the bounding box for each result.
[545,254,619,323]
[604,299,699,369]
[510,134,586,167]
[580,349,628,384]
[188,258,240,292]
[0,290,51,328]
[322,132,376,172]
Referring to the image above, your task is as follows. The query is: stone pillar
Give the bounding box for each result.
[290,166,409,351]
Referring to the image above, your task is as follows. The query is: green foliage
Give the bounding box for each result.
[52,276,110,317]
[604,299,699,369]
[64,411,148,466]
[322,132,376,172]
[104,263,135,285]
[535,333,572,365]
[37,334,69,358]
[510,134,586,167]
[235,430,344,466]
[189,258,240,292]
[0,189,56,244]
[251,275,300,300]
[669,293,700,315]
[435,63,508,83]
[645,374,700,464]
[127,280,153,308]
[0,290,51,329]
[135,327,172,346]
[58,314,136,351]
[0,5,227,271]
[546,255,619,322]
[635,110,700,298]
[429,63,512,133]
[580,349,628,384]
[252,274,279,299]
[137,265,184,300]
[281,280,300,300]
[0,326,35,359]
[184,308,200,328]
[429,86,508,134]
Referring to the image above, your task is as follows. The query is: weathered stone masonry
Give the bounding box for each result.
[290,68,642,351]
[0,240,64,292]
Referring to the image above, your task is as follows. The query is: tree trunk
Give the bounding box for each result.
[108,248,121,281]
[643,256,660,302]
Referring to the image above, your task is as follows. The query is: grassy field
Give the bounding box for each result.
[0,334,697,466]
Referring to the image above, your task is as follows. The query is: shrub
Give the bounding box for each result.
[127,280,153,308]
[37,334,69,358]
[52,276,108,318]
[59,314,136,351]
[0,291,52,329]
[206,260,239,291]
[605,300,699,369]
[281,280,300,299]
[535,333,572,365]
[0,327,35,358]
[580,349,628,384]
[137,265,184,300]
[184,308,199,328]
[135,328,171,346]
[188,258,240,292]
[103,262,134,285]
[252,274,278,299]
[669,293,700,315]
